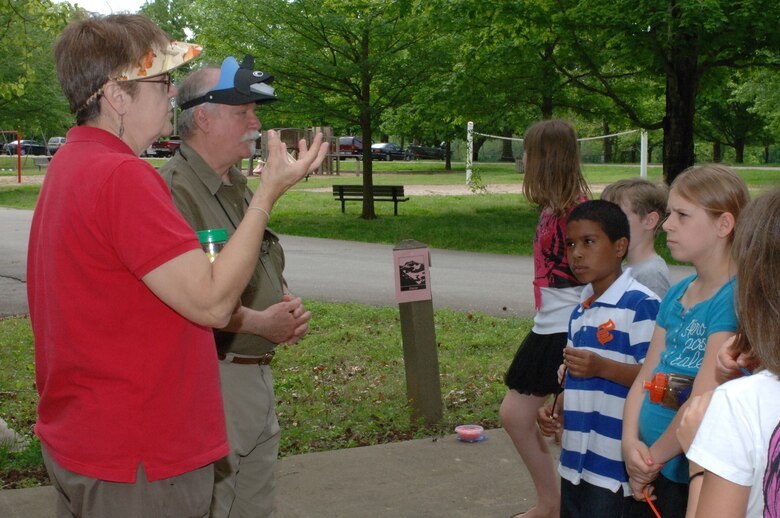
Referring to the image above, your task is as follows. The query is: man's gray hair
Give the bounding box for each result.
[177,67,219,139]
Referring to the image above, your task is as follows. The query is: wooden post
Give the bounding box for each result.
[393,240,442,425]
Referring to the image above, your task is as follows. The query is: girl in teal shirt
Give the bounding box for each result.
[621,165,749,518]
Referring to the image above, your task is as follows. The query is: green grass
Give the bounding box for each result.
[0,316,43,489]
[731,168,780,189]
[0,155,168,175]
[0,306,530,487]
[290,162,666,189]
[270,191,537,254]
[0,156,48,176]
[1,163,776,259]
[0,185,41,209]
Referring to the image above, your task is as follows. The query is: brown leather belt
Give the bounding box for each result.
[218,352,275,365]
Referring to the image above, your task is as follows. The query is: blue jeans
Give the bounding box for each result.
[561,478,628,518]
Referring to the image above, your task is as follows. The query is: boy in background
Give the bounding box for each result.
[601,178,672,298]
[538,200,661,517]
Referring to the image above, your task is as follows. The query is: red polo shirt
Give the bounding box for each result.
[27,126,228,482]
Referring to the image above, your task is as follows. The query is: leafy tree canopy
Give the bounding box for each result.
[0,0,72,101]
[193,0,454,217]
[0,1,74,137]
[139,0,197,42]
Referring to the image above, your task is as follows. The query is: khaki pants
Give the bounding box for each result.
[211,361,280,518]
[41,444,213,518]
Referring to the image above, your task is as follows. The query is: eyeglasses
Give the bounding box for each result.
[135,73,173,90]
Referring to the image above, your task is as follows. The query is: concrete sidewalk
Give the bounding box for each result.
[1,428,557,517]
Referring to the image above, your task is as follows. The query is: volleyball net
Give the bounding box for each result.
[465,121,649,185]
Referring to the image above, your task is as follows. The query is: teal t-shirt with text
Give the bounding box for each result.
[637,275,738,483]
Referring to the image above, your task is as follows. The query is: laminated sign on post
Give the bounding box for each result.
[392,239,442,424]
[393,244,432,304]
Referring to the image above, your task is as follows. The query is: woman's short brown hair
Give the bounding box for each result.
[669,164,749,242]
[54,14,170,125]
[732,188,780,375]
[522,119,590,216]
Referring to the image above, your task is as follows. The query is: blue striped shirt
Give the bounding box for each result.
[559,271,660,495]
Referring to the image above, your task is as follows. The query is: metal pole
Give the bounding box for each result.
[466,121,473,185]
[16,129,21,184]
[640,130,648,178]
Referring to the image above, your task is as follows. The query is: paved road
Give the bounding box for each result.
[0,207,693,318]
[280,235,538,317]
[0,208,31,317]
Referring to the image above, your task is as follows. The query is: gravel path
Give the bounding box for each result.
[0,175,609,195]
[301,183,611,195]
[0,175,45,186]
[0,175,525,194]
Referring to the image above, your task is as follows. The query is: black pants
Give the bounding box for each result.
[622,473,688,518]
[561,478,628,518]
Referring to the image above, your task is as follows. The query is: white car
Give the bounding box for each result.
[47,136,66,155]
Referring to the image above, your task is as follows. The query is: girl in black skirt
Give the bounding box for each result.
[500,119,589,518]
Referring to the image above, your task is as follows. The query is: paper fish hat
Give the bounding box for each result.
[179,55,277,110]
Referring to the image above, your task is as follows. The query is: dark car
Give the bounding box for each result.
[333,136,363,159]
[405,142,447,160]
[5,140,48,156]
[371,143,407,161]
[149,135,182,157]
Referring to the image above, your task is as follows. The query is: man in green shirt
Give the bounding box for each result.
[160,55,310,518]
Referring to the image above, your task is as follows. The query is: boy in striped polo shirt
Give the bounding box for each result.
[538,200,660,517]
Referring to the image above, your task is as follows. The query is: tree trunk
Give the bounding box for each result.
[764,146,770,164]
[662,31,699,185]
[602,121,613,163]
[359,29,376,220]
[540,46,555,119]
[360,120,376,219]
[734,138,745,163]
[472,136,486,162]
[500,127,514,162]
[541,94,553,120]
[712,140,722,163]
[444,141,452,170]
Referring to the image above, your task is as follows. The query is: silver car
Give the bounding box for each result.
[47,136,67,155]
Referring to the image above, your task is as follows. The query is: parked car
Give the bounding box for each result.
[148,135,182,157]
[371,143,407,161]
[5,140,48,156]
[333,136,363,159]
[47,136,67,155]
[406,142,447,160]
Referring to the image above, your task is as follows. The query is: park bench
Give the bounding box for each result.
[33,156,50,171]
[332,185,409,216]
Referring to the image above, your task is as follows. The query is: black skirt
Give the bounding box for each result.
[504,330,568,396]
